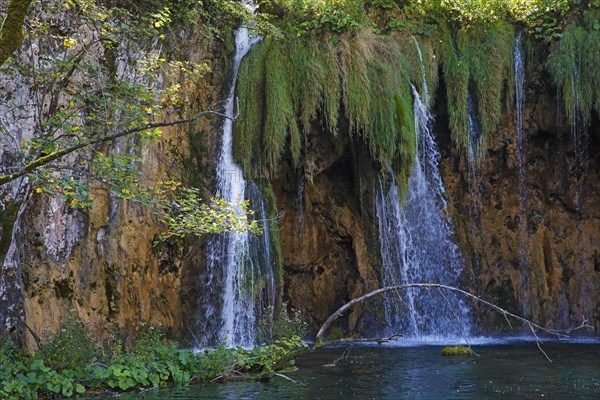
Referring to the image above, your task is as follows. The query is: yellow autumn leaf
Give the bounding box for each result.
[63,38,78,48]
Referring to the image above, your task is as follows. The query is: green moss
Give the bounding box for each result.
[0,203,19,264]
[340,31,373,136]
[367,59,398,162]
[325,326,345,341]
[299,38,341,137]
[547,23,600,127]
[437,21,514,159]
[234,41,267,177]
[436,23,470,152]
[391,85,417,199]
[441,345,473,356]
[234,29,423,190]
[462,21,514,153]
[263,40,302,175]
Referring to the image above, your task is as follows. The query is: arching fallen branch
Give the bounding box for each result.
[315,283,593,360]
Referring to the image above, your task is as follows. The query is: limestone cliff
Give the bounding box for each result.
[0,3,232,348]
[269,45,600,336]
[437,73,600,333]
[1,12,599,348]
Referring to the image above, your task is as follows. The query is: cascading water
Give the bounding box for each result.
[376,39,471,340]
[466,89,482,188]
[514,32,527,272]
[195,1,274,347]
[570,66,588,226]
[246,182,277,338]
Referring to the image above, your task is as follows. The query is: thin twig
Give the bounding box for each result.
[187,325,201,348]
[529,324,552,363]
[436,287,478,356]
[273,373,302,384]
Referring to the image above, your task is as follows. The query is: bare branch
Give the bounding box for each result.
[315,283,593,346]
[273,372,302,384]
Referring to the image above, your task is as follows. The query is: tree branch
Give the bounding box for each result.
[315,283,593,344]
[0,0,33,66]
[0,108,233,186]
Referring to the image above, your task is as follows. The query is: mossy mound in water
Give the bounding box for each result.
[441,346,473,356]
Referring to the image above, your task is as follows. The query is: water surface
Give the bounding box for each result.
[120,341,600,399]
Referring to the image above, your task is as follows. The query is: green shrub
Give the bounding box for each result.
[0,336,22,366]
[273,304,309,341]
[1,324,306,398]
[258,303,308,344]
[133,323,171,360]
[41,317,97,369]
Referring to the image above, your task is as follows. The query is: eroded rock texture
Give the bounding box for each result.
[437,74,600,333]
[1,27,599,348]
[0,14,230,348]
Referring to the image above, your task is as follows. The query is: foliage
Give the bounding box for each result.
[255,0,579,38]
[436,20,514,158]
[509,0,571,40]
[155,182,263,241]
[262,0,365,36]
[262,39,302,173]
[132,324,170,360]
[259,303,308,343]
[0,335,23,366]
[234,30,428,192]
[40,317,97,370]
[244,0,598,165]
[0,0,260,239]
[0,324,306,399]
[547,15,600,127]
[239,335,307,374]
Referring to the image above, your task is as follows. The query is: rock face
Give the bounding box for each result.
[0,17,231,348]
[272,125,382,334]
[436,75,600,333]
[1,26,599,348]
[273,69,600,336]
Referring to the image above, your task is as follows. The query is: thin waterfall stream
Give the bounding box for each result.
[514,32,527,272]
[195,0,274,347]
[376,39,471,340]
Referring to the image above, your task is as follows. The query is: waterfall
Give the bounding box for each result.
[246,182,277,340]
[570,65,587,223]
[466,89,482,184]
[514,32,527,272]
[376,39,471,340]
[196,1,273,347]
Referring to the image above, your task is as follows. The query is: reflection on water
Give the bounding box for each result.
[119,342,600,399]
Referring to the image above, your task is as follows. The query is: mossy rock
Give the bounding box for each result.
[325,327,345,341]
[441,346,473,356]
